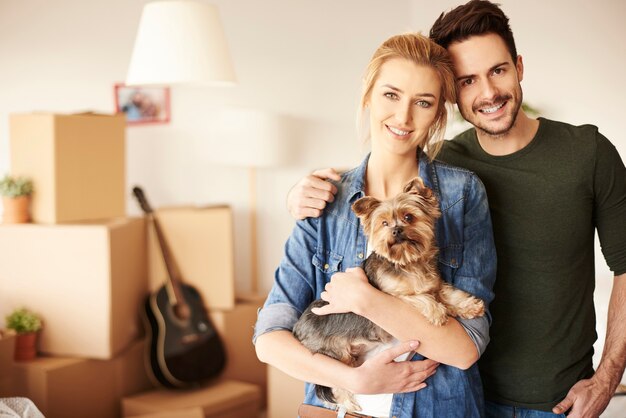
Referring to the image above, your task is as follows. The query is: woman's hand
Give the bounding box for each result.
[312,267,373,316]
[345,340,439,395]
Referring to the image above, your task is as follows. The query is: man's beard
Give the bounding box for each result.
[461,89,523,138]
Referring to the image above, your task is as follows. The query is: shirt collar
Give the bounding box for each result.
[344,148,432,204]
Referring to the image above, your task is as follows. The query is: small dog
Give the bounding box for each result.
[293,177,485,412]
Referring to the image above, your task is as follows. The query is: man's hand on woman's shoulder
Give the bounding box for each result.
[287,168,340,220]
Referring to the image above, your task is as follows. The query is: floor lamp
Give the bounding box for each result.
[126,0,236,87]
[212,108,288,294]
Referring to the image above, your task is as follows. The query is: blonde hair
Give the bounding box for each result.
[358,33,456,159]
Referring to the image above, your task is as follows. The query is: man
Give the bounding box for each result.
[287,1,626,417]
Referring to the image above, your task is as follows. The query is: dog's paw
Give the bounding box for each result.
[458,298,485,319]
[334,389,361,413]
[426,303,449,326]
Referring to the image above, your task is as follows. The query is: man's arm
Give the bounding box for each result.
[287,168,339,219]
[553,273,626,418]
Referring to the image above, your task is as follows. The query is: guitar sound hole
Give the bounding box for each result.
[174,303,191,321]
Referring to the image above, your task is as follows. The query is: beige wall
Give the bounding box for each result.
[1,0,624,379]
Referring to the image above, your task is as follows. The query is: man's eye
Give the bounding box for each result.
[493,68,503,75]
[404,214,414,223]
[461,79,474,87]
[382,220,389,226]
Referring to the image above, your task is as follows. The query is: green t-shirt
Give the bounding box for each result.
[438,117,626,411]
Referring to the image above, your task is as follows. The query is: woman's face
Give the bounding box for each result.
[367,58,441,158]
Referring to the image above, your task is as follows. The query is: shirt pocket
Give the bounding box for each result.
[312,250,343,275]
[438,245,463,282]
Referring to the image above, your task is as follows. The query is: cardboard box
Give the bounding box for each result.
[6,339,154,418]
[9,112,126,224]
[11,356,118,418]
[209,294,267,407]
[122,379,261,418]
[0,218,148,359]
[112,338,155,399]
[148,206,235,310]
[267,366,305,418]
[0,331,16,396]
[128,408,204,418]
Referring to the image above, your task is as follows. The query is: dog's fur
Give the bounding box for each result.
[292,177,485,412]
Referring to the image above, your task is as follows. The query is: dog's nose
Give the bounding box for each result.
[392,227,403,237]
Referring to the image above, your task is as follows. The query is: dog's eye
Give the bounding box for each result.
[403,214,414,223]
[382,220,388,227]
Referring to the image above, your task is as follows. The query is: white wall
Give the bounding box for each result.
[1,0,624,380]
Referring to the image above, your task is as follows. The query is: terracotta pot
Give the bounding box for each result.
[14,331,38,361]
[2,195,31,223]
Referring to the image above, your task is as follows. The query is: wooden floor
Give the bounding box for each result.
[260,396,626,418]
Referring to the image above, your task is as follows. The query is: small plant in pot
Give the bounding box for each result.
[5,307,42,361]
[0,174,34,224]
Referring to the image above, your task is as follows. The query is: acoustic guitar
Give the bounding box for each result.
[133,186,226,388]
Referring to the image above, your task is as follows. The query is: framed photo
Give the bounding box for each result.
[114,83,170,125]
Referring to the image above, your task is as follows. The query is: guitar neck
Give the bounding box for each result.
[150,213,187,306]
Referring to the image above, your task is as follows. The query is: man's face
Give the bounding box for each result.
[448,33,524,138]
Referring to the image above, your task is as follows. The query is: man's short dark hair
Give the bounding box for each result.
[429,0,517,61]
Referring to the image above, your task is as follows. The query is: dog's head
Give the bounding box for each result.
[352,177,440,266]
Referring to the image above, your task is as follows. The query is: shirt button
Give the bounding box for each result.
[451,258,457,265]
[358,253,364,259]
[324,263,329,270]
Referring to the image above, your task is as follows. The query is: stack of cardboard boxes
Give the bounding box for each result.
[0,113,266,417]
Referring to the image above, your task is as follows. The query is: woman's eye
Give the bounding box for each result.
[382,220,388,227]
[416,100,431,108]
[403,214,414,223]
[384,92,398,100]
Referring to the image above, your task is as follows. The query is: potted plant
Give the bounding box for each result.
[5,307,42,361]
[0,174,34,223]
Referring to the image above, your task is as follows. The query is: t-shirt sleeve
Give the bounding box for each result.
[593,132,626,275]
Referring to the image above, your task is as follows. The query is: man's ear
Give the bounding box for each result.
[516,55,524,83]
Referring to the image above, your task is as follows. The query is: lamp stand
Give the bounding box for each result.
[249,166,259,294]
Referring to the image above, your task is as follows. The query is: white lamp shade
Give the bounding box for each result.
[210,108,289,168]
[126,0,237,86]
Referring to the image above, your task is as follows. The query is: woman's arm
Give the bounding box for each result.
[255,330,437,395]
[315,269,478,369]
[254,215,439,394]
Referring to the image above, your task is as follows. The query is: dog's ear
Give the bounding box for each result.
[352,196,380,217]
[352,196,380,231]
[403,177,426,194]
[416,184,440,218]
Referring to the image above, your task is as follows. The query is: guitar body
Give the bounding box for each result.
[144,284,227,388]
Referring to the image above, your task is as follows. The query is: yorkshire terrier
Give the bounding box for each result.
[293,177,485,412]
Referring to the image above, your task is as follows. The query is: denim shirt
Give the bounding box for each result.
[255,152,497,418]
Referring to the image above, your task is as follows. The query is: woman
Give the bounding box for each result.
[254,33,496,418]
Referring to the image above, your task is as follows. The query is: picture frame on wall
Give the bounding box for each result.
[114,83,170,125]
